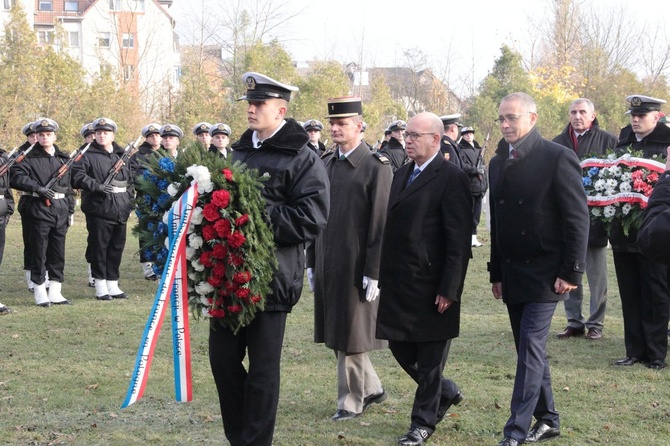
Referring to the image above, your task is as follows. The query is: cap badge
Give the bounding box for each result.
[41,119,49,127]
[165,125,172,131]
[99,118,107,126]
[310,120,317,126]
[631,97,642,107]
[148,125,156,131]
[246,76,256,90]
[200,124,207,130]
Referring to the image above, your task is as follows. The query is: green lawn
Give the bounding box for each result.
[1,213,669,445]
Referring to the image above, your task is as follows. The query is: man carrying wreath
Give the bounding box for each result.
[208,72,330,446]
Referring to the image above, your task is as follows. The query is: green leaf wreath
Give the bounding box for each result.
[133,143,278,333]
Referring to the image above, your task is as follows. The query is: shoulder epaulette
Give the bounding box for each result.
[373,152,390,165]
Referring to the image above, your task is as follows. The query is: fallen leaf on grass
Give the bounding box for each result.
[563,386,570,392]
[86,383,99,391]
[109,412,118,418]
[382,408,398,414]
[495,401,501,409]
[359,421,370,426]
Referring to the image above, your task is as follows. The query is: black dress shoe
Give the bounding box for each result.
[647,359,667,370]
[497,438,519,446]
[613,356,640,366]
[556,326,585,338]
[362,389,387,412]
[398,426,432,446]
[331,409,359,421]
[436,390,463,423]
[96,294,112,301]
[36,302,52,308]
[525,420,560,443]
[52,300,71,305]
[111,293,127,299]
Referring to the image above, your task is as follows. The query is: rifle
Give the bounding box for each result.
[103,136,142,186]
[43,143,91,206]
[0,144,35,176]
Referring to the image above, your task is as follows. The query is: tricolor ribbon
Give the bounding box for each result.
[581,155,666,208]
[121,183,199,409]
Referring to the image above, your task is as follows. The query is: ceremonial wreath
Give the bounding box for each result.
[134,144,277,333]
[581,148,666,235]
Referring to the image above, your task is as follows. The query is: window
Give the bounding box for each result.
[100,63,113,76]
[39,0,52,11]
[108,0,121,10]
[132,0,145,11]
[123,65,134,81]
[68,31,79,47]
[64,1,78,11]
[98,32,111,48]
[37,29,55,44]
[122,33,134,48]
[3,0,16,11]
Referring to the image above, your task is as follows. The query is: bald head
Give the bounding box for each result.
[406,112,444,165]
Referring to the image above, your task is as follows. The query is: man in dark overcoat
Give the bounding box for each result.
[638,147,670,264]
[489,92,589,446]
[306,96,392,421]
[377,112,472,446]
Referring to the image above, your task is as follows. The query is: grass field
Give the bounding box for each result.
[1,212,669,445]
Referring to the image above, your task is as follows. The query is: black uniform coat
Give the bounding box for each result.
[488,127,589,304]
[637,171,670,264]
[71,141,135,223]
[377,154,472,342]
[0,151,15,219]
[231,118,330,312]
[307,142,392,353]
[440,136,463,169]
[10,143,73,225]
[378,137,407,172]
[457,139,488,196]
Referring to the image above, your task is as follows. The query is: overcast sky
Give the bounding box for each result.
[170,0,669,96]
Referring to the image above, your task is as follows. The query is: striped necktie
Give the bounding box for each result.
[406,167,421,185]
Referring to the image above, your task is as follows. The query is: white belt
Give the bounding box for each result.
[0,195,4,200]
[111,186,127,193]
[23,192,66,199]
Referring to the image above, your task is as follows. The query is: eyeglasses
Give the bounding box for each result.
[494,112,531,124]
[405,132,436,140]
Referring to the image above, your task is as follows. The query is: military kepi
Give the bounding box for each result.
[237,72,298,102]
[141,123,161,137]
[92,117,118,132]
[325,96,363,118]
[160,124,184,138]
[440,113,462,126]
[625,95,666,114]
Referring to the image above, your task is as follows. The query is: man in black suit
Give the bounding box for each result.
[377,112,472,446]
[489,92,589,446]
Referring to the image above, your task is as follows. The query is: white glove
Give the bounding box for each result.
[307,268,314,291]
[362,276,379,302]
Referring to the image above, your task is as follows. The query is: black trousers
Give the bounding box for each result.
[472,194,483,235]
[613,251,670,361]
[86,215,126,280]
[0,216,6,268]
[388,339,457,431]
[209,311,287,446]
[29,219,67,284]
[22,212,33,271]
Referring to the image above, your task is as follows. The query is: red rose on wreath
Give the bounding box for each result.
[211,189,231,208]
[228,253,244,267]
[212,262,226,277]
[209,308,225,318]
[225,281,239,294]
[233,271,251,284]
[208,275,223,288]
[235,214,249,227]
[228,231,246,249]
[236,288,250,300]
[227,304,243,313]
[222,168,234,182]
[212,243,228,259]
[251,294,262,304]
[214,218,232,238]
[201,224,217,241]
[200,251,213,267]
[202,203,220,222]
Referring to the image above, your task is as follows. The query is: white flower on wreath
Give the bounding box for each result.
[603,205,616,218]
[201,307,212,318]
[195,281,214,296]
[164,237,170,248]
[187,165,214,194]
[607,165,622,177]
[162,211,170,224]
[591,207,602,217]
[605,188,617,196]
[622,203,633,215]
[188,233,203,249]
[619,182,632,193]
[191,207,203,225]
[199,296,210,306]
[167,182,180,197]
[594,179,606,191]
[606,178,618,189]
[607,153,617,160]
[188,271,199,281]
[191,259,205,272]
[185,246,196,260]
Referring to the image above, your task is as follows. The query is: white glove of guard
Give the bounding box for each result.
[307,268,314,291]
[362,276,379,302]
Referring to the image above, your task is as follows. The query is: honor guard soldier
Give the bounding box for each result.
[79,122,97,287]
[303,119,326,156]
[10,118,74,307]
[378,119,408,172]
[439,113,463,169]
[0,138,16,314]
[208,71,329,446]
[20,121,41,292]
[193,122,212,148]
[135,123,163,280]
[160,124,183,157]
[72,118,135,301]
[208,123,232,158]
